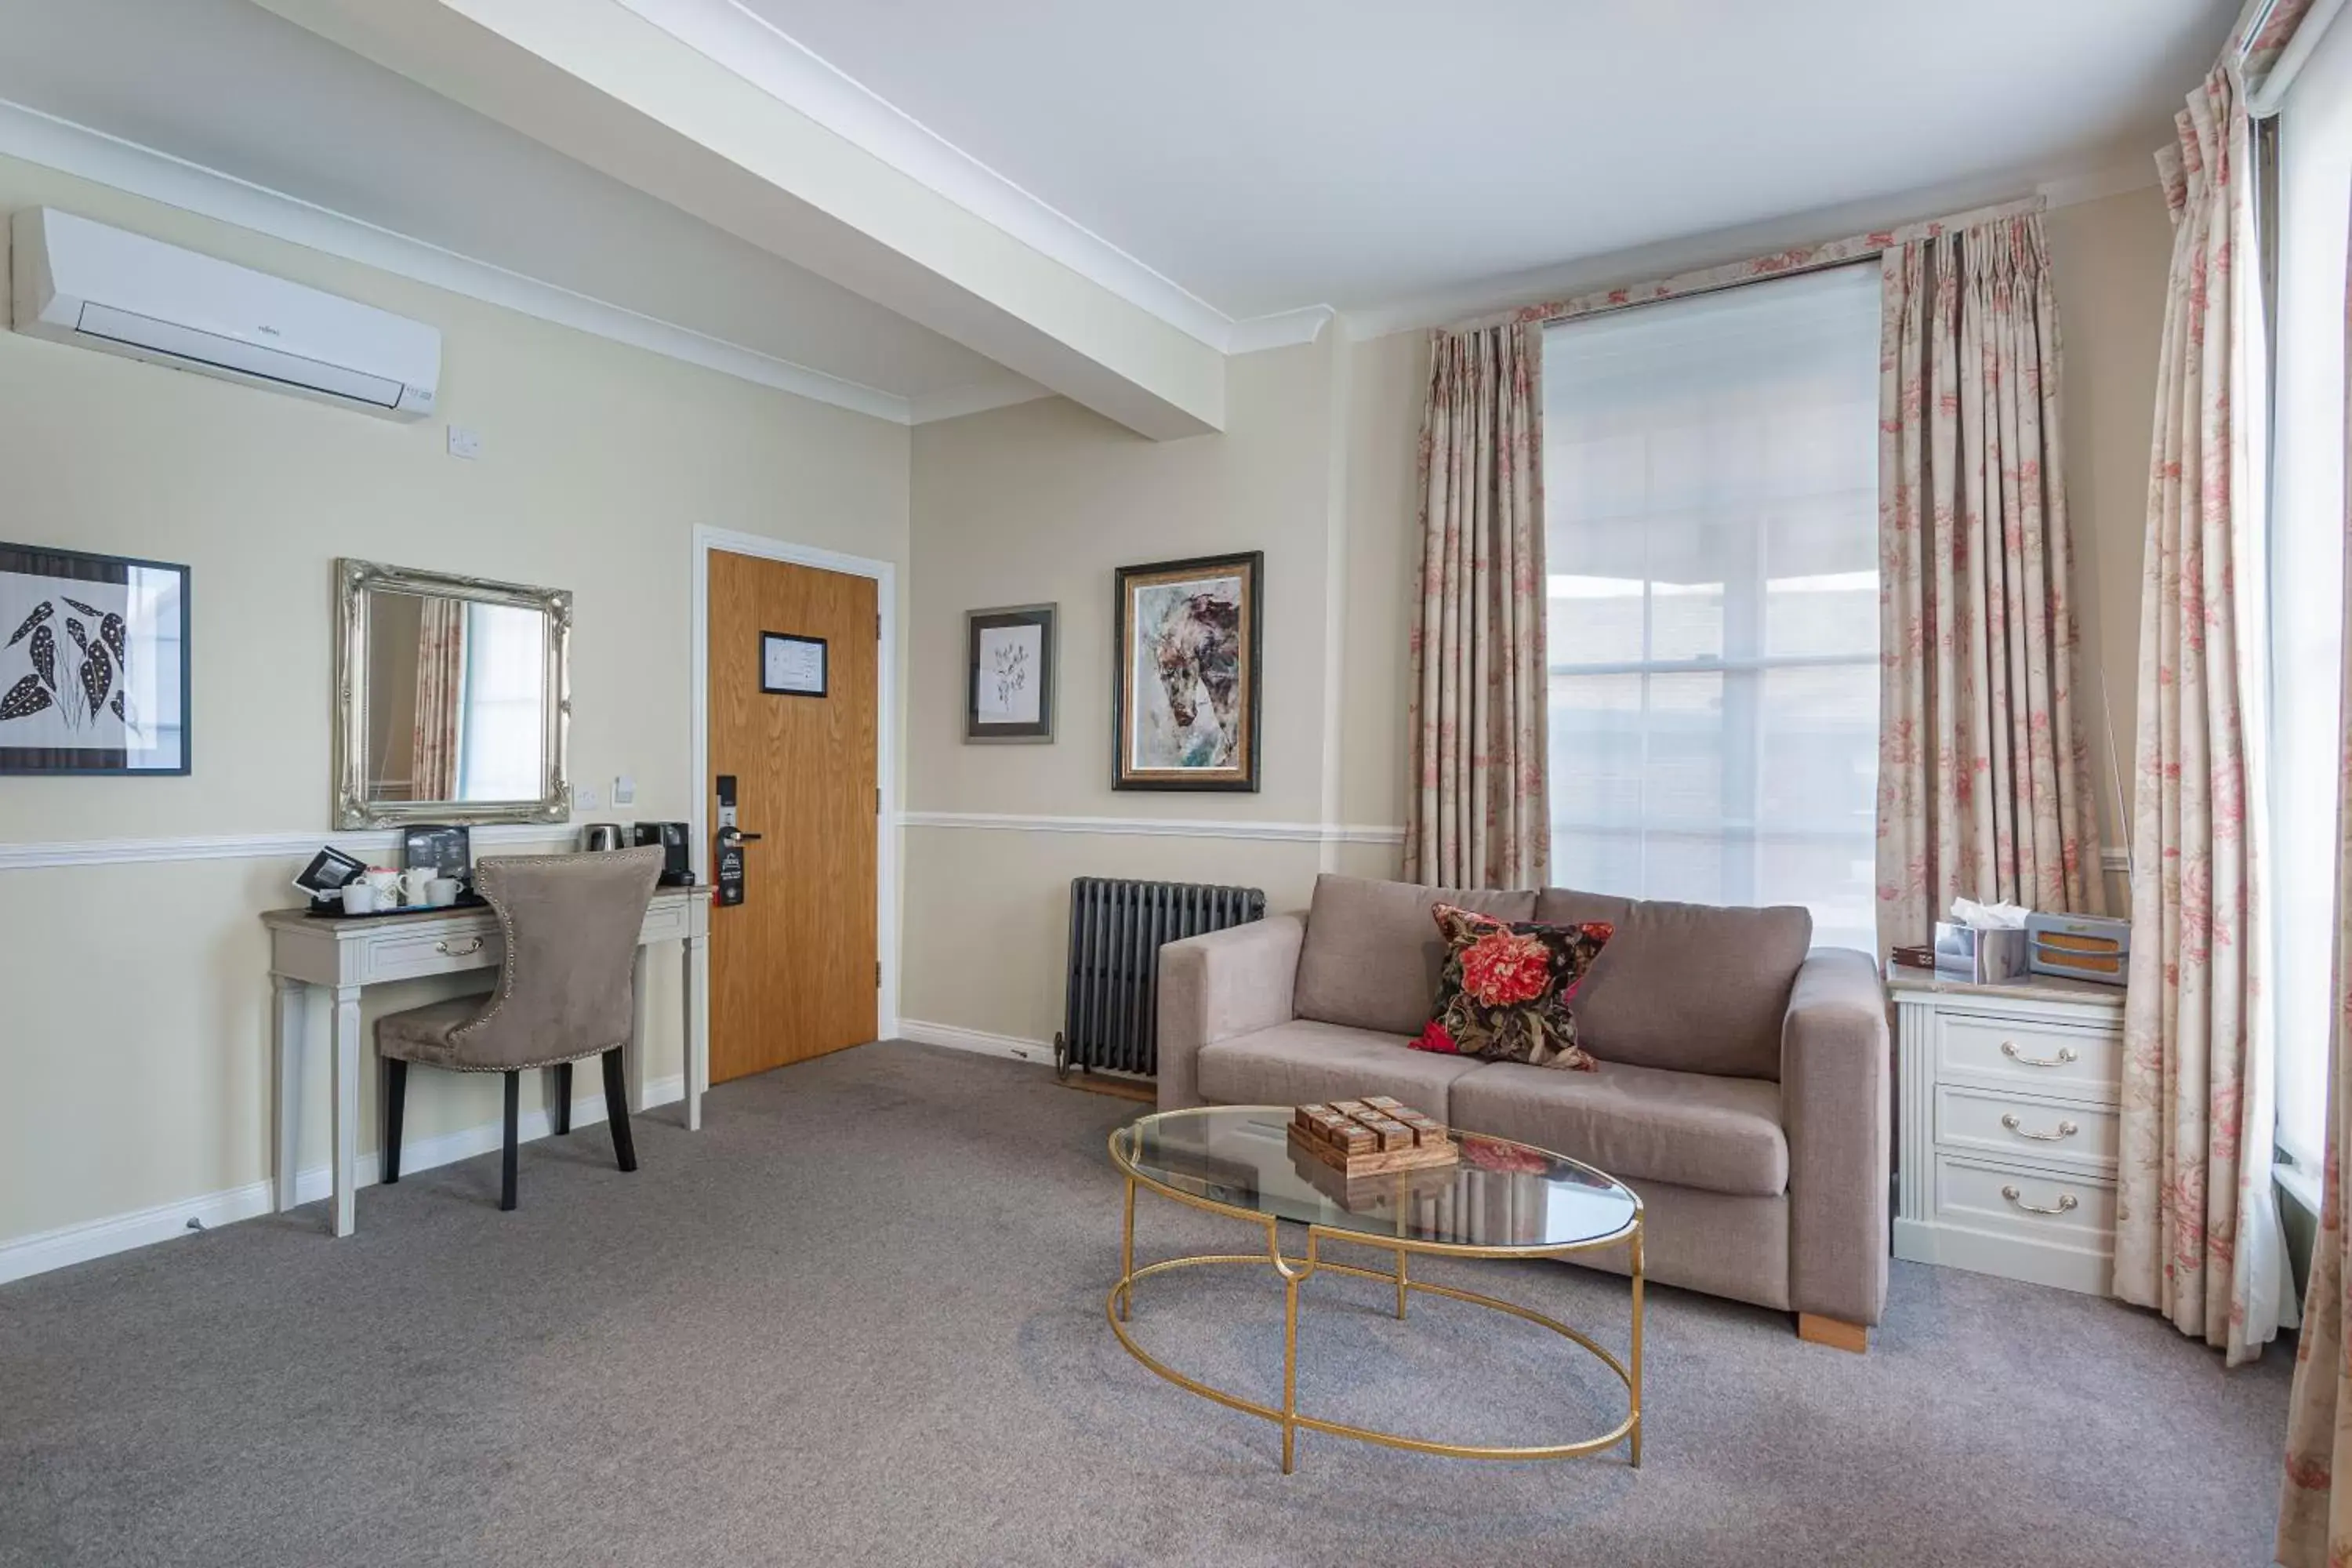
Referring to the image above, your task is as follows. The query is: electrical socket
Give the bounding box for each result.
[576,783,603,810]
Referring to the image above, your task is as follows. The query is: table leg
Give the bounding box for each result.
[329,983,361,1238]
[1282,1270,1301,1475]
[1629,1225,1645,1468]
[1394,1247,1409,1321]
[683,931,709,1131]
[1118,1174,1136,1322]
[626,945,649,1113]
[271,977,306,1214]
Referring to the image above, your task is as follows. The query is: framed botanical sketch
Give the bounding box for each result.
[1112,551,1261,792]
[965,603,1056,743]
[0,543,189,775]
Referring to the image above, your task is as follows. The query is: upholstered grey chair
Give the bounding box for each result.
[376,846,662,1211]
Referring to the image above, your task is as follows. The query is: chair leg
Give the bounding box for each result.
[602,1047,637,1173]
[499,1071,520,1212]
[551,1062,572,1136]
[382,1058,407,1185]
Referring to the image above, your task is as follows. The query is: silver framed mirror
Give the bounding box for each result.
[332,558,571,829]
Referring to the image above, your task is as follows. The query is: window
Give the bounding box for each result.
[1543,264,1882,951]
[456,601,546,801]
[2266,15,2352,1174]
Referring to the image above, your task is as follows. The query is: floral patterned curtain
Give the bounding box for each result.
[1405,322,1549,889]
[2114,63,2287,1367]
[1873,212,2105,956]
[411,597,465,800]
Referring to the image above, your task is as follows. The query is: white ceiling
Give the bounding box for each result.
[738,0,2238,320]
[0,0,1033,406]
[0,0,2241,427]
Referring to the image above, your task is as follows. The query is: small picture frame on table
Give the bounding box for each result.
[965,604,1056,744]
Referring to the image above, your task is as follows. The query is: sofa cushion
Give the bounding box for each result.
[1294,875,1536,1036]
[1195,1019,1484,1117]
[1533,889,1811,1080]
[1449,1058,1788,1197]
[1418,905,1613,1070]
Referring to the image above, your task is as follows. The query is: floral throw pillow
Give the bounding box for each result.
[1410,905,1613,1071]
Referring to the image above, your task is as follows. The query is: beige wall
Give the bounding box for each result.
[902,188,2174,1046]
[2048,186,2174,903]
[902,331,1422,1044]
[0,154,910,1249]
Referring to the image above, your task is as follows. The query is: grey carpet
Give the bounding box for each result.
[0,1041,2292,1567]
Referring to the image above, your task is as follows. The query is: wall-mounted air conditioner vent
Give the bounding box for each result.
[9,207,439,420]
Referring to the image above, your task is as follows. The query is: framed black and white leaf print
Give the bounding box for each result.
[0,543,189,775]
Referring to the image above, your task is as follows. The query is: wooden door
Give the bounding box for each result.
[707,550,878,1082]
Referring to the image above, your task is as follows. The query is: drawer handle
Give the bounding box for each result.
[2000,1040,2078,1068]
[434,938,485,957]
[2000,1112,2079,1142]
[2000,1184,2078,1217]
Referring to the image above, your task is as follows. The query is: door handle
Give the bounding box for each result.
[735,832,763,843]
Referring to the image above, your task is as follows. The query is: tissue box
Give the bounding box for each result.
[2024,912,2130,985]
[1934,921,2030,984]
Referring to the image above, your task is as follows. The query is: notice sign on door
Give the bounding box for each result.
[760,632,828,698]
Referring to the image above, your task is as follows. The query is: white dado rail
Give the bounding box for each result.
[0,815,1409,870]
[898,811,1406,845]
[0,822,578,873]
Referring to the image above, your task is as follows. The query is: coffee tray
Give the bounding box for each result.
[303,895,487,920]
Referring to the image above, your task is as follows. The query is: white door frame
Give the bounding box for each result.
[690,524,898,1042]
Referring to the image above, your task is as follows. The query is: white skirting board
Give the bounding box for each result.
[0,1074,684,1287]
[896,1019,1056,1068]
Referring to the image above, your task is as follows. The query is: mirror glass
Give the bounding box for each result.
[361,590,550,804]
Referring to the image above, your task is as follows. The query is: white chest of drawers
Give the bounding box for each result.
[1889,970,2128,1295]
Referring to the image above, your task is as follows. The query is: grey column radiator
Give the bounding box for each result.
[1055,877,1265,1078]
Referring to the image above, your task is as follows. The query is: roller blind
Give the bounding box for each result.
[1542,263,1883,952]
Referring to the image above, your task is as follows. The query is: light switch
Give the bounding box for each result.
[576,783,603,810]
[613,774,637,808]
[446,424,482,460]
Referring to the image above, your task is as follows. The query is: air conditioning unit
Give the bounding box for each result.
[9,207,439,420]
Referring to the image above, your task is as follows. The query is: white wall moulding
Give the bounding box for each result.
[0,824,575,874]
[0,1075,681,1285]
[896,1018,1054,1066]
[898,811,1405,846]
[0,97,931,424]
[248,0,1227,441]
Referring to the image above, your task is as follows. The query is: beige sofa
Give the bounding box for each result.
[1157,874,1890,1349]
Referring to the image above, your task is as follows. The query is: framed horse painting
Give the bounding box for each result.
[1112,550,1261,792]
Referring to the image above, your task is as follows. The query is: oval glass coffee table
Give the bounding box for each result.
[1108,1104,1642,1474]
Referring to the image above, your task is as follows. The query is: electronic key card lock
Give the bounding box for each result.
[713,774,760,908]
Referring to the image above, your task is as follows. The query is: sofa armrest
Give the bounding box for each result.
[1155,914,1305,1111]
[1780,948,1892,1326]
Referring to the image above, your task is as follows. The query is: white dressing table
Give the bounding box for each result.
[262,886,710,1236]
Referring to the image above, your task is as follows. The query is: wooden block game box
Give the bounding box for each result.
[1286,1097,1458,1178]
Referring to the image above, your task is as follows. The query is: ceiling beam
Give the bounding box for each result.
[247,0,1224,439]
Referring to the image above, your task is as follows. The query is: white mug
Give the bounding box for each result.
[340,882,379,915]
[361,866,403,907]
[398,868,438,906]
[424,877,461,908]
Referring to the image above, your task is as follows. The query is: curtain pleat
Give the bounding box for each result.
[1874,212,2103,957]
[1405,322,1549,889]
[2115,65,2287,1369]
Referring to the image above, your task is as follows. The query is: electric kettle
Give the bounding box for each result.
[579,822,626,852]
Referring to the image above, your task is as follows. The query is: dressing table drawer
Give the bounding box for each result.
[363,926,503,983]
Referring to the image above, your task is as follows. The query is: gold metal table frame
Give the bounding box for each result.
[1107,1108,1644,1475]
